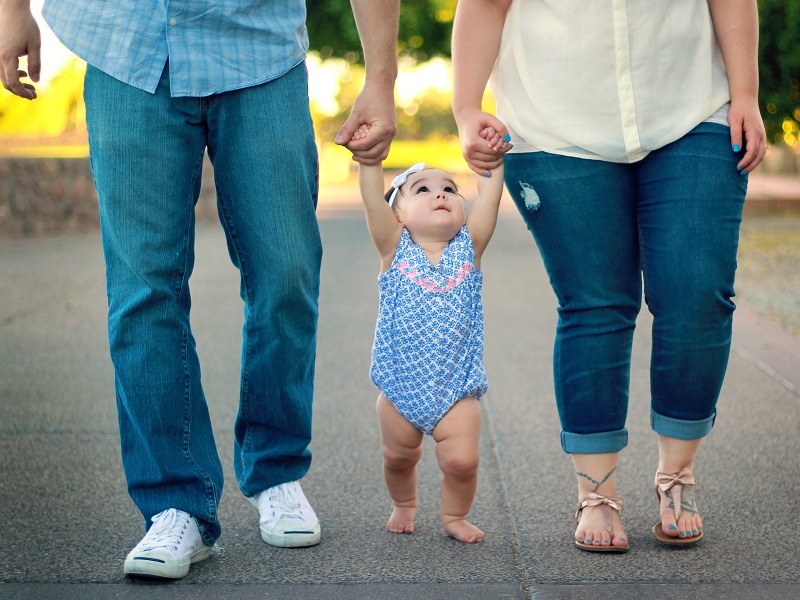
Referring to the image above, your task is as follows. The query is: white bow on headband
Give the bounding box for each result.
[388,162,426,207]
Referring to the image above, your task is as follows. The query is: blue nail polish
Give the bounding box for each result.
[733,144,740,152]
[669,525,677,530]
[680,532,686,537]
[693,529,698,534]
[737,165,743,171]
[503,134,511,142]
[619,538,626,542]
[509,144,514,149]
[577,537,584,542]
[484,173,491,177]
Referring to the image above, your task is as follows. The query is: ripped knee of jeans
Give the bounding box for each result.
[519,181,541,211]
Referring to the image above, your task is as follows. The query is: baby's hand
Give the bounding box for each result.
[349,124,371,143]
[480,127,511,152]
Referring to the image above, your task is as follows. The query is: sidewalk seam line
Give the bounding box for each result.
[733,346,800,397]
[483,396,532,600]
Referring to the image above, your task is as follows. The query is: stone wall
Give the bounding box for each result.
[2,146,799,239]
[0,155,218,239]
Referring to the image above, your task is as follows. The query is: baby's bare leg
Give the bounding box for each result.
[376,394,424,533]
[432,397,484,543]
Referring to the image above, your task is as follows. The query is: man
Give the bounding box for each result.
[0,0,398,579]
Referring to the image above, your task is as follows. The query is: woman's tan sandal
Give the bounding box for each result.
[653,468,703,545]
[574,493,629,553]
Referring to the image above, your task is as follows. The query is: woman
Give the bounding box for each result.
[452,0,765,551]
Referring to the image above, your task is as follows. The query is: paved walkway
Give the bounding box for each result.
[741,172,800,213]
[1,213,799,599]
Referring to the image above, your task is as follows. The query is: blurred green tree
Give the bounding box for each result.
[758,0,800,144]
[307,0,455,62]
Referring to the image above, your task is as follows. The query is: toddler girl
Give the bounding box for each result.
[352,125,509,543]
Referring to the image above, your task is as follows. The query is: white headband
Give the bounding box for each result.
[388,162,426,207]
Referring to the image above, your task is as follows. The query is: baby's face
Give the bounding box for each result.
[394,170,465,236]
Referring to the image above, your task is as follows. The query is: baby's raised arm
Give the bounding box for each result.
[466,159,505,265]
[359,161,403,271]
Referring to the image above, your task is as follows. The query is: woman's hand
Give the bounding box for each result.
[728,98,768,174]
[456,109,511,177]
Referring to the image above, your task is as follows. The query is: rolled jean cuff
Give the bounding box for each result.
[560,429,628,454]
[650,409,715,440]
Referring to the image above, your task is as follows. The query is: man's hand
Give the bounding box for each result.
[334,81,397,165]
[0,1,41,100]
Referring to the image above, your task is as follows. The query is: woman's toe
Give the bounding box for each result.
[663,521,680,537]
[688,515,703,537]
[678,515,694,538]
[575,527,588,544]
[659,510,678,537]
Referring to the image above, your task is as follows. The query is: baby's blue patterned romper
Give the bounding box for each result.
[370,225,488,434]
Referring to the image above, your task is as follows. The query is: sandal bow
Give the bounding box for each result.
[575,492,624,527]
[655,467,695,521]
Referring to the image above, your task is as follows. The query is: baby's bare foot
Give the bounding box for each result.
[443,518,485,543]
[386,506,416,534]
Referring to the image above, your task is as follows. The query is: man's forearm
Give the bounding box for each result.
[0,0,32,10]
[350,0,399,86]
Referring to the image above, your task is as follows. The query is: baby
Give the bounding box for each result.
[353,125,508,542]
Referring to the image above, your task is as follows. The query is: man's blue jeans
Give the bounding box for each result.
[503,123,747,454]
[84,63,322,544]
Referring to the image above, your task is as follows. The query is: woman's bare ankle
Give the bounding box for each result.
[572,454,628,549]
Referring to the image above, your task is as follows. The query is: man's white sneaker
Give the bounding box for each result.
[248,481,321,547]
[123,508,214,579]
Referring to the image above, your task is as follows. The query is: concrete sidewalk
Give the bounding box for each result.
[1,216,799,599]
[745,172,800,213]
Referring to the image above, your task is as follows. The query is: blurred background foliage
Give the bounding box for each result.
[309,0,455,63]
[1,0,798,156]
[758,0,800,146]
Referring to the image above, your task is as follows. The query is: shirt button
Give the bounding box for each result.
[168,18,177,25]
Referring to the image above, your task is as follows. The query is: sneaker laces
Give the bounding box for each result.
[262,483,305,522]
[137,509,191,552]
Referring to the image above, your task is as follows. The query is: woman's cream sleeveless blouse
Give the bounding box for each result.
[490,0,731,163]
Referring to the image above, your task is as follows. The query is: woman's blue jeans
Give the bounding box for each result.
[503,123,747,455]
[84,63,322,543]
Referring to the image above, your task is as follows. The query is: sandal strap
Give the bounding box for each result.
[655,467,696,522]
[575,492,624,532]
